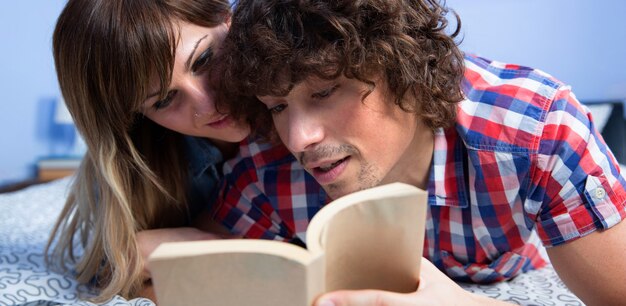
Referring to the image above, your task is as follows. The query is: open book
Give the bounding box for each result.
[148,182,428,306]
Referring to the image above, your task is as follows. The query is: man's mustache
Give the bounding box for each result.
[298,144,358,166]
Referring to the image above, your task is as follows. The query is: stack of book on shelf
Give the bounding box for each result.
[37,157,82,181]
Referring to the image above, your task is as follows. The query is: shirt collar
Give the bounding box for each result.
[427,126,469,208]
[184,136,223,179]
[236,135,298,169]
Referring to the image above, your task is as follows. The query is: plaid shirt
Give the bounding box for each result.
[214,54,626,283]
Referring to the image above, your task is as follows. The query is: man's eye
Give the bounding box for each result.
[153,90,177,110]
[311,84,339,99]
[269,104,287,114]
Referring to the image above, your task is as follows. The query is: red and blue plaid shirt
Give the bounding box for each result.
[214,54,626,283]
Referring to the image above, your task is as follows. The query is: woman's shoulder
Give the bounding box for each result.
[184,136,224,179]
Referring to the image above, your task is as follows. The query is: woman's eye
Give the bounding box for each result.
[191,48,213,73]
[153,90,177,110]
[311,84,339,99]
[269,104,287,114]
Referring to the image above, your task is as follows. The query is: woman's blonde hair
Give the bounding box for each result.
[46,0,231,301]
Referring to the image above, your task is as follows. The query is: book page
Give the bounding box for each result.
[307,182,427,293]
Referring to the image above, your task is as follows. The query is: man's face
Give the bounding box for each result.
[257,76,430,200]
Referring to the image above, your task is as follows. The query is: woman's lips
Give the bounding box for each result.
[207,114,232,128]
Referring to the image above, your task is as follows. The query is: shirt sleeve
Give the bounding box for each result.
[531,85,626,247]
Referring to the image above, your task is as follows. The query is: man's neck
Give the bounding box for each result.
[381,123,434,190]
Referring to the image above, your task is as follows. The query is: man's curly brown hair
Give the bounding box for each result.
[217,0,465,138]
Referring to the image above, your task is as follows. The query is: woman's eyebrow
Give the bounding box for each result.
[146,91,159,99]
[185,34,209,70]
[144,34,211,100]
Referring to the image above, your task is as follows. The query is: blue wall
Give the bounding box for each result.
[0,1,67,186]
[1,1,626,186]
[447,0,626,102]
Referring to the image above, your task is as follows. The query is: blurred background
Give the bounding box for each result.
[1,0,625,190]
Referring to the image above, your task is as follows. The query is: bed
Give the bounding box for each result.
[0,177,585,305]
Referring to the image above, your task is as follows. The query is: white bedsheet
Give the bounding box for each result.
[0,178,152,306]
[0,177,586,305]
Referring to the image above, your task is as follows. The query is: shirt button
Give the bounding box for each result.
[594,187,606,199]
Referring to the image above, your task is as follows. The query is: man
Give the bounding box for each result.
[214,0,626,305]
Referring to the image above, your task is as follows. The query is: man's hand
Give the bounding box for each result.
[313,257,514,306]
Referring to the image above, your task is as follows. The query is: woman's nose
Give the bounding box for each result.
[186,76,217,116]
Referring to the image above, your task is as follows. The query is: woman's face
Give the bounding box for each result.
[142,21,249,143]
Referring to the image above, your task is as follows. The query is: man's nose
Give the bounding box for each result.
[284,109,325,153]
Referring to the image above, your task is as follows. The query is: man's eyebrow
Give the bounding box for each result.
[186,34,209,70]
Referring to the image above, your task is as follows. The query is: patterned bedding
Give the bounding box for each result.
[0,178,584,305]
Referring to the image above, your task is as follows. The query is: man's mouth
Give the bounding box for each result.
[307,156,350,185]
[300,146,357,185]
[315,156,349,172]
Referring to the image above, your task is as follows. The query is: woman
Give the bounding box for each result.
[46,0,248,301]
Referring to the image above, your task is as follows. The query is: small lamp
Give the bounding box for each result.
[49,97,86,158]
